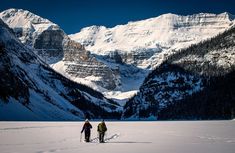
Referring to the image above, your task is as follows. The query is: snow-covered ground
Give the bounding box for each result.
[0,121,235,153]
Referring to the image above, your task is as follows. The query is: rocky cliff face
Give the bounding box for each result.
[63,40,120,90]
[0,8,120,90]
[34,29,65,62]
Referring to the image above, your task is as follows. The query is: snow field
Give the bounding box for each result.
[0,121,235,153]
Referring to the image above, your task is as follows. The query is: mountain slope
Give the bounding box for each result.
[0,19,121,121]
[123,26,235,120]
[0,8,121,92]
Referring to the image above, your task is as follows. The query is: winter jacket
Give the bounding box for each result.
[81,122,92,133]
[97,122,107,133]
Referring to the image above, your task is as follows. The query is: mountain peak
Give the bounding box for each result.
[0,8,59,30]
[1,8,51,24]
[0,8,61,44]
[219,12,235,21]
[81,25,106,32]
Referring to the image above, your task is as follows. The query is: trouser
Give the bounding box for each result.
[85,131,91,142]
[99,132,105,143]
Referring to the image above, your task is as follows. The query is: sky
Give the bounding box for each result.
[0,0,235,34]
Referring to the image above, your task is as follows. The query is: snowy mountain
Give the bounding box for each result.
[0,8,121,92]
[0,19,121,121]
[69,12,235,100]
[123,26,235,120]
[70,12,235,66]
[1,9,234,102]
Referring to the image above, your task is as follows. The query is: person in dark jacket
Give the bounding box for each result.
[97,119,107,143]
[81,119,92,142]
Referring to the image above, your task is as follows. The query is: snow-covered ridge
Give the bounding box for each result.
[69,12,235,56]
[0,8,60,44]
[0,8,55,27]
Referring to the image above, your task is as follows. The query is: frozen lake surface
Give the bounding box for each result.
[0,121,235,153]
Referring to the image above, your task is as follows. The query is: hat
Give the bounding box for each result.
[85,119,89,122]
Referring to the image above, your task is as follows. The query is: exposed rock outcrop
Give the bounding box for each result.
[63,40,119,90]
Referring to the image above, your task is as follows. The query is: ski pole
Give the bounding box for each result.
[105,131,107,141]
[80,132,82,142]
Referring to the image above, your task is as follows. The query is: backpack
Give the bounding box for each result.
[98,123,107,132]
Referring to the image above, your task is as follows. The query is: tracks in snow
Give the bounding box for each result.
[88,133,120,143]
